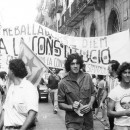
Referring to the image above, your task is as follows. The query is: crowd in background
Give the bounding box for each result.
[0,53,130,130]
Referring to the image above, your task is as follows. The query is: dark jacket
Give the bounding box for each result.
[48,74,60,89]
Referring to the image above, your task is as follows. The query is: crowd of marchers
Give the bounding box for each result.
[0,53,130,130]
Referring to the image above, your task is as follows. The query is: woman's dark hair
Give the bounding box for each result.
[117,62,130,82]
[65,53,84,72]
[9,59,28,78]
[92,74,96,78]
[0,71,7,80]
[110,60,120,72]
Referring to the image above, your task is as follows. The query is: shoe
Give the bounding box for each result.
[104,126,110,130]
[53,110,57,114]
[101,118,105,122]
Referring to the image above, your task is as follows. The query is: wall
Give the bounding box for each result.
[68,0,130,37]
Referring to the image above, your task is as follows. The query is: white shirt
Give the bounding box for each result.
[106,75,119,94]
[108,84,130,126]
[3,78,38,126]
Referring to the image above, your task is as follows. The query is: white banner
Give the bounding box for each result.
[0,22,130,75]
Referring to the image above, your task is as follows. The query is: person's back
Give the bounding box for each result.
[0,59,38,130]
[48,68,60,114]
[48,74,59,89]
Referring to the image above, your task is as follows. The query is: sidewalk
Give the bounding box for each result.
[93,111,109,130]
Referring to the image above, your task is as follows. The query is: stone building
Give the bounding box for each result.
[45,0,130,37]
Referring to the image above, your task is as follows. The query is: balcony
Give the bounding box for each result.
[65,8,71,24]
[58,0,95,33]
[58,0,99,33]
[66,0,95,27]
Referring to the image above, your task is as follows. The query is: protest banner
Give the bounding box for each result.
[0,22,130,75]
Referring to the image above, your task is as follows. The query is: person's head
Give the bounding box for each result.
[65,53,83,73]
[92,74,96,79]
[8,59,28,80]
[108,60,120,74]
[97,75,104,81]
[117,62,130,82]
[0,71,7,81]
[51,68,56,74]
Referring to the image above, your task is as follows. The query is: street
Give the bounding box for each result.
[35,97,105,130]
[36,98,66,130]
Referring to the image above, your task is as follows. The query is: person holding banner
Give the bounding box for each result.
[58,53,95,130]
[48,68,61,114]
[107,62,130,130]
[100,60,120,130]
[0,59,38,130]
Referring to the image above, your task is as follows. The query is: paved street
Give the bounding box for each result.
[35,97,106,130]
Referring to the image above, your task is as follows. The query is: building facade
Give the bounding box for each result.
[43,0,130,37]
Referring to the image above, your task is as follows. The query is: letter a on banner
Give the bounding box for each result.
[19,38,49,86]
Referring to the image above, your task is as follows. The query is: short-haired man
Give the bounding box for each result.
[48,68,61,114]
[58,53,95,130]
[100,60,120,130]
[0,59,39,130]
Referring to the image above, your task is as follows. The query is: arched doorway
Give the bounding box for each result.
[90,22,97,37]
[107,9,120,35]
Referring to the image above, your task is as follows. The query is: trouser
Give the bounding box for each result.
[109,116,114,130]
[50,89,58,111]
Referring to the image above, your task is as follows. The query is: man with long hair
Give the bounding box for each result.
[58,53,95,130]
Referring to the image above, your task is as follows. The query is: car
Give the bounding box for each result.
[38,84,49,102]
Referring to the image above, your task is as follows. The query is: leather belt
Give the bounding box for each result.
[5,126,22,129]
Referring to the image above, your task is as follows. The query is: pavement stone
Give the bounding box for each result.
[93,110,111,130]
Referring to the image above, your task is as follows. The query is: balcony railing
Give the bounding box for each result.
[58,0,96,33]
[71,0,78,16]
[65,8,71,23]
[56,5,63,13]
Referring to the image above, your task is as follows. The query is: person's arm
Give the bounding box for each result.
[99,90,107,109]
[20,110,37,130]
[100,90,108,103]
[58,102,73,111]
[99,81,108,108]
[0,110,4,130]
[96,88,102,99]
[58,82,77,111]
[80,75,95,114]
[88,75,96,109]
[107,98,127,118]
